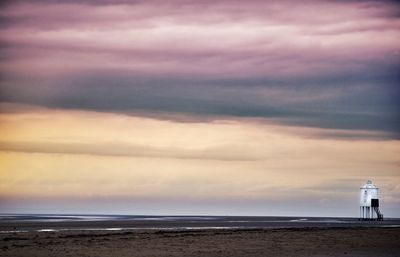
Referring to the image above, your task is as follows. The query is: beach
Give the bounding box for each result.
[1,227,400,257]
[1,215,400,257]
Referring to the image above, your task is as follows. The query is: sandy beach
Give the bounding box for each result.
[1,227,399,257]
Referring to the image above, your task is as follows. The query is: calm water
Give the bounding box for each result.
[0,214,399,233]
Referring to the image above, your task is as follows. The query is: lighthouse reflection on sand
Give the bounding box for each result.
[360,180,384,221]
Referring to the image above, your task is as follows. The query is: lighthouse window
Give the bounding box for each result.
[363,190,367,203]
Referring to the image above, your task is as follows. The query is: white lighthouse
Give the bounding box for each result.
[359,180,383,220]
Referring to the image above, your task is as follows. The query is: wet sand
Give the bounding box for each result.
[1,227,400,257]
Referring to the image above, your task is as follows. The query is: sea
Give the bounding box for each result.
[1,214,399,233]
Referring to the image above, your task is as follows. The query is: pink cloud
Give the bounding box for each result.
[0,0,399,78]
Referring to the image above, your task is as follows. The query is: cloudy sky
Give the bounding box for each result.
[0,0,399,217]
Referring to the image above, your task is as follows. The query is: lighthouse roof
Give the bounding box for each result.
[360,180,378,189]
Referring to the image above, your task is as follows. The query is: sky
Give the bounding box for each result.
[0,0,399,217]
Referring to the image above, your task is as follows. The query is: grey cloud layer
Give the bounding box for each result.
[1,73,398,138]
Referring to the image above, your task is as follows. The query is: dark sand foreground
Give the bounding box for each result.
[1,227,399,257]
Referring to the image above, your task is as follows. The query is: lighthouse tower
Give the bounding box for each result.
[360,180,383,221]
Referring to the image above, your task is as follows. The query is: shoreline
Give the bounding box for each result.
[1,215,400,232]
[1,223,400,234]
